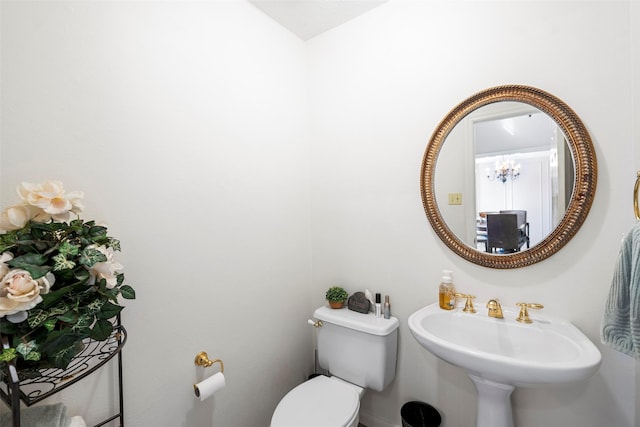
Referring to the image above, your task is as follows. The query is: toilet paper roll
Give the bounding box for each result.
[194,372,226,401]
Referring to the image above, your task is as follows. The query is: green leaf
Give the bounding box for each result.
[79,247,107,267]
[41,284,84,308]
[50,305,71,317]
[30,301,70,325]
[16,341,38,357]
[73,268,90,282]
[28,309,50,328]
[89,319,113,341]
[0,348,16,363]
[86,299,105,314]
[53,253,76,271]
[108,238,121,252]
[58,241,80,257]
[49,340,84,369]
[24,351,41,362]
[0,233,17,253]
[42,330,84,350]
[7,253,50,279]
[57,310,78,323]
[43,318,57,331]
[119,285,136,300]
[69,219,85,228]
[88,225,108,239]
[94,277,107,290]
[22,264,50,279]
[104,287,120,303]
[8,253,47,266]
[30,221,59,232]
[71,313,94,333]
[97,302,123,320]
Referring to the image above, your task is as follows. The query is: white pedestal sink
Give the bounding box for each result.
[408,303,601,427]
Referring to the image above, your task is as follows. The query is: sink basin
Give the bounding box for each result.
[408,303,601,386]
[408,303,601,427]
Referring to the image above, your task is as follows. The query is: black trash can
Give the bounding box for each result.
[401,401,442,427]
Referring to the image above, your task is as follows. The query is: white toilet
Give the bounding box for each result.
[271,305,399,427]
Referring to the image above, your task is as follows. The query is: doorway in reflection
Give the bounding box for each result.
[473,110,571,249]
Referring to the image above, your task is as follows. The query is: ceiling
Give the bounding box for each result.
[475,112,557,156]
[248,0,388,40]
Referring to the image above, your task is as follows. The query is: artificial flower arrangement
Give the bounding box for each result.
[0,180,134,376]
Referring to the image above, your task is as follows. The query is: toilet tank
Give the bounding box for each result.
[313,306,399,392]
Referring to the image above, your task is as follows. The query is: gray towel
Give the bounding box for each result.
[601,222,640,359]
[0,403,71,427]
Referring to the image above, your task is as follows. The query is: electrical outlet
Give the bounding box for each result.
[448,193,462,205]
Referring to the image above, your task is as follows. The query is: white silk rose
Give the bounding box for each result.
[0,205,48,231]
[37,272,56,295]
[0,269,51,318]
[86,245,123,289]
[17,180,84,223]
[0,252,14,278]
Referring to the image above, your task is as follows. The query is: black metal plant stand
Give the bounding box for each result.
[0,316,127,427]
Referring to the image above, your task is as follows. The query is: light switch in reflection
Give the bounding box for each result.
[448,193,462,205]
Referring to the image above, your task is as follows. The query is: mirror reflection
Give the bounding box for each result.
[422,85,597,269]
[435,102,575,253]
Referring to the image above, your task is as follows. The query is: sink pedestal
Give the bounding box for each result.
[469,375,515,427]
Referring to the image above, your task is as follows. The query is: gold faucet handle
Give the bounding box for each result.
[515,302,544,323]
[486,299,504,318]
[454,293,476,313]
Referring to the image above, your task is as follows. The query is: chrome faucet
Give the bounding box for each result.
[486,299,504,319]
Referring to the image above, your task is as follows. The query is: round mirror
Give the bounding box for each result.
[421,85,597,268]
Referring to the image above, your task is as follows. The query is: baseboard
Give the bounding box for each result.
[359,411,401,427]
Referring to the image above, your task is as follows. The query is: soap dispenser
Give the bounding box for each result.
[438,270,456,310]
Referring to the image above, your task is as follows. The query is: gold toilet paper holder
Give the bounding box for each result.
[194,351,224,373]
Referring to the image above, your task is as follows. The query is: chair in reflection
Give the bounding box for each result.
[500,210,530,250]
[486,211,530,253]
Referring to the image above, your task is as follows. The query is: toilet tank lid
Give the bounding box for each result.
[314,306,399,336]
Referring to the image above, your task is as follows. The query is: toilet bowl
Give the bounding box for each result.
[271,375,364,427]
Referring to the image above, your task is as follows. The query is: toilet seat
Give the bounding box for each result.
[271,375,360,427]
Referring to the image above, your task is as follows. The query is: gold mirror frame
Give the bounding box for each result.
[420,85,597,269]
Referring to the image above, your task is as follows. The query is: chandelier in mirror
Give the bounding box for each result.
[487,157,521,183]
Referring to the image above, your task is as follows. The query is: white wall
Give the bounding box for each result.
[1,1,639,427]
[1,1,313,426]
[307,1,638,426]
